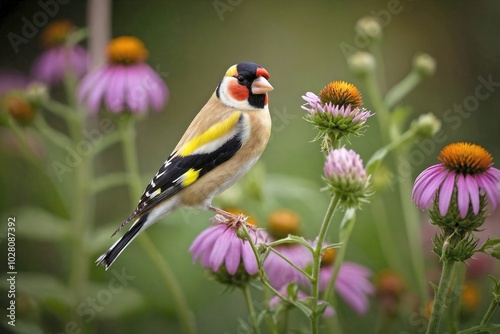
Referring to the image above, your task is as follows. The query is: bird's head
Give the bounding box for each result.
[216,62,273,110]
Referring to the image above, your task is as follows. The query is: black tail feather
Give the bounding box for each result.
[96,215,147,270]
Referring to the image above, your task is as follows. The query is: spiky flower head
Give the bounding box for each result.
[324,148,372,208]
[413,142,500,232]
[302,81,373,150]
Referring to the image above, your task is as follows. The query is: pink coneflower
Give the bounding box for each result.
[189,213,266,285]
[302,81,373,147]
[413,142,500,219]
[31,20,89,86]
[78,36,168,114]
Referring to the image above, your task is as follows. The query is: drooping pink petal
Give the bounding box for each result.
[225,235,242,275]
[189,224,222,260]
[209,228,233,272]
[335,270,370,314]
[78,68,106,103]
[241,239,258,275]
[105,66,127,113]
[457,174,470,218]
[439,173,456,216]
[476,173,500,209]
[466,176,480,215]
[415,169,448,209]
[140,63,168,111]
[86,70,113,114]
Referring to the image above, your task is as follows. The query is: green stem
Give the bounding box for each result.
[118,118,195,334]
[396,150,428,304]
[447,263,465,334]
[480,299,498,326]
[242,285,261,334]
[384,71,421,109]
[324,208,355,302]
[371,196,401,270]
[241,225,288,303]
[426,259,456,334]
[34,115,73,152]
[7,118,43,167]
[362,71,391,143]
[310,195,340,334]
[362,68,427,306]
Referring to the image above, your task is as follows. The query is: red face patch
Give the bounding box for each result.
[256,68,270,79]
[228,81,249,101]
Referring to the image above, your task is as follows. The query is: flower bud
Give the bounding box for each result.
[413,53,436,77]
[348,52,376,78]
[355,17,382,41]
[25,82,49,106]
[324,148,372,208]
[412,112,441,138]
[267,209,301,239]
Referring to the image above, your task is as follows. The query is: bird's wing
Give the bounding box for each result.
[114,109,248,234]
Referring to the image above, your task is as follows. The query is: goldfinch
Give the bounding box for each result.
[96,62,273,269]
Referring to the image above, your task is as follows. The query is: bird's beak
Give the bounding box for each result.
[251,76,274,95]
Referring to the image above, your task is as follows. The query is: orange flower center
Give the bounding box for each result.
[438,142,492,174]
[267,209,301,238]
[107,36,148,65]
[320,248,336,267]
[3,96,35,124]
[319,81,363,108]
[41,20,74,48]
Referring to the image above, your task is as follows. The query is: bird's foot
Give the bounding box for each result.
[209,206,247,227]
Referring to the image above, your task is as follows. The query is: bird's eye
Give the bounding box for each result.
[237,75,245,83]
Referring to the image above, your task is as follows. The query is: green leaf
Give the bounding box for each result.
[366,147,389,175]
[15,207,70,241]
[339,208,356,240]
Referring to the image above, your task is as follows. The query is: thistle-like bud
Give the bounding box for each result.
[323,148,372,208]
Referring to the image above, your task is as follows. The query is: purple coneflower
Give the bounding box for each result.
[78,36,168,114]
[302,81,373,147]
[324,148,371,208]
[413,142,500,219]
[31,20,88,86]
[189,213,266,286]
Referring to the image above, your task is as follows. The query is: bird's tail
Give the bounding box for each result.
[96,214,148,270]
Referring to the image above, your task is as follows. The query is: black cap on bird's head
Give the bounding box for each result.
[216,62,273,110]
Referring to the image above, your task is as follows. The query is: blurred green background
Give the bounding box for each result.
[1,0,500,333]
